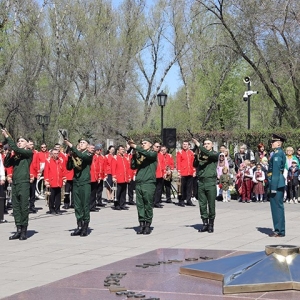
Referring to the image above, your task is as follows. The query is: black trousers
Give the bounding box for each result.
[154,178,164,205]
[64,180,73,205]
[0,185,5,221]
[90,181,98,209]
[115,183,127,208]
[192,176,198,199]
[49,187,61,213]
[128,180,136,202]
[288,182,299,199]
[181,175,193,202]
[29,178,37,209]
[163,179,171,201]
[96,180,104,202]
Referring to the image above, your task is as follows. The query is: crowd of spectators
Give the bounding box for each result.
[216,143,300,203]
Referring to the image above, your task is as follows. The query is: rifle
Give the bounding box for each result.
[117,132,134,153]
[117,131,132,142]
[59,130,70,154]
[59,129,68,140]
[187,129,194,138]
[187,129,198,153]
[0,122,12,138]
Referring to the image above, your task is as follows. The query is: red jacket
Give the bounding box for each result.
[61,153,74,181]
[36,151,49,174]
[97,154,105,180]
[163,153,174,171]
[112,154,130,183]
[2,152,13,180]
[156,152,165,178]
[104,153,115,176]
[30,150,39,179]
[176,149,194,176]
[128,153,137,180]
[44,156,67,188]
[90,154,100,182]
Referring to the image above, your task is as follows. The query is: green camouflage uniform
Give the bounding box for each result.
[194,145,219,220]
[4,137,33,226]
[69,147,93,223]
[131,146,157,224]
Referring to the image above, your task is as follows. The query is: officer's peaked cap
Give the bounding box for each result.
[272,134,286,143]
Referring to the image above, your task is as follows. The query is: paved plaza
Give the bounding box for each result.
[1,197,300,299]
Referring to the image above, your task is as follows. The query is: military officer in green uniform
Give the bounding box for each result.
[268,134,286,237]
[65,137,93,237]
[129,138,157,235]
[192,138,219,233]
[1,130,33,240]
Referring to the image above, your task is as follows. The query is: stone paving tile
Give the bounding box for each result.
[1,199,300,299]
[2,248,300,300]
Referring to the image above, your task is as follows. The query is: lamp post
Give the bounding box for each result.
[35,114,50,143]
[157,90,168,141]
[242,77,258,130]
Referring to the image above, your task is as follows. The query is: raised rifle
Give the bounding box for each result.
[0,122,12,138]
[59,129,67,140]
[117,132,134,153]
[187,129,199,154]
[59,130,70,153]
[187,129,194,138]
[118,132,131,142]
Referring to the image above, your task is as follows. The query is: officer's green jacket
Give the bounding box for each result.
[194,144,219,183]
[4,137,32,183]
[268,147,286,190]
[131,146,157,184]
[70,147,93,185]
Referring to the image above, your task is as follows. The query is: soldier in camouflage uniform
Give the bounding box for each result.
[129,138,157,235]
[192,138,219,233]
[1,130,33,240]
[65,138,93,237]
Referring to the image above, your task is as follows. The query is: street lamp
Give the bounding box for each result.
[157,90,168,141]
[35,114,50,143]
[243,77,258,130]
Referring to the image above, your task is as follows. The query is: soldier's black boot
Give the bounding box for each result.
[71,221,83,236]
[143,222,151,235]
[80,222,89,237]
[9,225,22,240]
[97,199,106,207]
[19,226,28,240]
[136,221,145,235]
[186,199,196,206]
[208,219,214,233]
[198,219,208,232]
